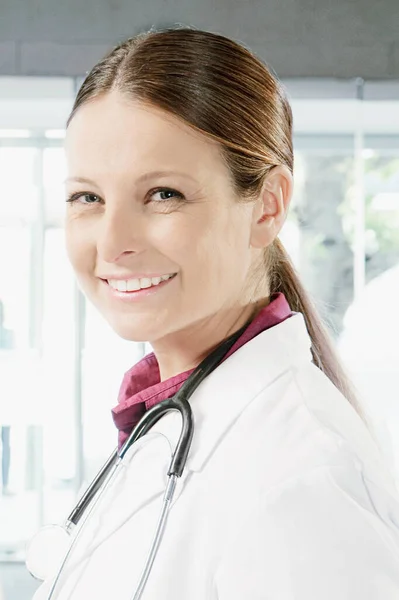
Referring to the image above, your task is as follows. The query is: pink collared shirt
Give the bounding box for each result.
[112,292,292,449]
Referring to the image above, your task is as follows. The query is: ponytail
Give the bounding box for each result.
[268,238,366,423]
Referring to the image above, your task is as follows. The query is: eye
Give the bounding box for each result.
[65,187,185,206]
[66,192,101,205]
[149,187,185,203]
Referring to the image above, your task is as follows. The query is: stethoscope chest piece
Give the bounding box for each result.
[26,524,71,582]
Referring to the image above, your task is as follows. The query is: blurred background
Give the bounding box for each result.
[0,0,398,598]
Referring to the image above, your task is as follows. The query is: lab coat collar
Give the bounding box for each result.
[150,313,313,473]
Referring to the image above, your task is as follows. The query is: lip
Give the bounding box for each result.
[101,273,177,302]
[99,272,177,281]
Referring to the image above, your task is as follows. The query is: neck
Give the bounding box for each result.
[151,298,269,381]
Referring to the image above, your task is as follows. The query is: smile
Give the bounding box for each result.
[103,273,178,303]
[107,273,176,292]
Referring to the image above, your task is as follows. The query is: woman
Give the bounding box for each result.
[33,27,399,599]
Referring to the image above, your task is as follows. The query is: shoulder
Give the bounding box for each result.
[230,355,399,504]
[215,459,399,599]
[291,360,398,491]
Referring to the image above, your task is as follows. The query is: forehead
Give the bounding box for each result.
[65,92,226,181]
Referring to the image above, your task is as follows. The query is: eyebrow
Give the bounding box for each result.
[64,170,197,185]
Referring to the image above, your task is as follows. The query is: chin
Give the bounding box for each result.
[104,314,159,344]
[110,323,151,343]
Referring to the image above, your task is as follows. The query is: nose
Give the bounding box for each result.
[96,205,145,263]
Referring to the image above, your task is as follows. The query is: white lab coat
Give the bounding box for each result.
[32,313,399,599]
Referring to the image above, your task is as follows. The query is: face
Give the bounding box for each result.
[64,92,259,343]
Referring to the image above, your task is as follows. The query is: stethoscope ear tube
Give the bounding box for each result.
[118,396,194,478]
[118,320,249,478]
[67,447,119,527]
[66,320,248,527]
[167,397,193,477]
[119,321,249,476]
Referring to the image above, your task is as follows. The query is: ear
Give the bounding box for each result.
[250,165,293,249]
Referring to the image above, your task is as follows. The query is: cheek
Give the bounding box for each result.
[207,216,252,298]
[147,213,199,268]
[173,210,248,297]
[148,214,219,303]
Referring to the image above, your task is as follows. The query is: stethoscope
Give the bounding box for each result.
[26,320,249,600]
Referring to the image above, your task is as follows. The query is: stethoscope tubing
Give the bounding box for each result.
[65,447,120,530]
[67,320,247,530]
[131,475,178,600]
[40,320,250,599]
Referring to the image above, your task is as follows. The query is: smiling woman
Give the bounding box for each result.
[64,93,267,375]
[30,26,399,600]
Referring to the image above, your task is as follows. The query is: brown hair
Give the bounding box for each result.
[67,26,364,419]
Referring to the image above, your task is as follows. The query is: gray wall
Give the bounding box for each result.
[0,0,398,79]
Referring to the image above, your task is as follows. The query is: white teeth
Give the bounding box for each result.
[126,279,140,292]
[108,273,175,292]
[139,278,152,288]
[115,280,127,292]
